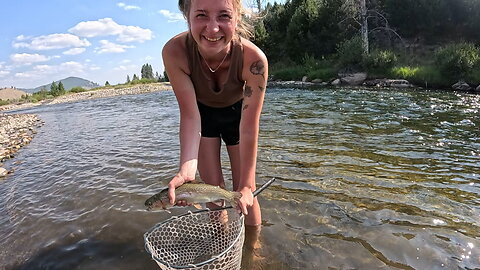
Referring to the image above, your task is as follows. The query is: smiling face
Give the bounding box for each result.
[188,0,238,57]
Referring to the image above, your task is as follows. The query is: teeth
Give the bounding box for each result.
[205,36,221,42]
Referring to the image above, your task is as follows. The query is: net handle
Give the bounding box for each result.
[213,177,276,212]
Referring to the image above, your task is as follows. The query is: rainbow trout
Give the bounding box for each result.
[145,183,242,210]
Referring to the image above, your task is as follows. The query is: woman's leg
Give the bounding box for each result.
[198,137,224,187]
[227,144,262,226]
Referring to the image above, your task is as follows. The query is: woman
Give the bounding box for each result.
[163,0,268,226]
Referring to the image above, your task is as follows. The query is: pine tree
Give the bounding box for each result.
[50,81,58,96]
[141,63,154,79]
[127,75,131,83]
[133,74,139,81]
[105,81,110,86]
[57,81,65,96]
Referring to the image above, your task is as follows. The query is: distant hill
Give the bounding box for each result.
[0,88,30,100]
[23,77,100,93]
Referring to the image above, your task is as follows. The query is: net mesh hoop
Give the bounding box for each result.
[144,208,245,269]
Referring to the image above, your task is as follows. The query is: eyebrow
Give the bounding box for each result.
[193,9,233,13]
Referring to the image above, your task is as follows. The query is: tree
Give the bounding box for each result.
[50,81,58,96]
[132,74,139,81]
[57,81,66,96]
[141,63,154,79]
[126,75,131,83]
[105,81,110,86]
[163,71,169,82]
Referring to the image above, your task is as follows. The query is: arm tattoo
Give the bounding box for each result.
[259,85,265,92]
[244,85,253,97]
[243,104,249,111]
[250,60,265,76]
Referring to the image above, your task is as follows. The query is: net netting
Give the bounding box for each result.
[144,208,245,270]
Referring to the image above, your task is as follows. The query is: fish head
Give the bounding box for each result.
[145,189,170,210]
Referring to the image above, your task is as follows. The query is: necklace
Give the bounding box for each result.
[200,46,230,73]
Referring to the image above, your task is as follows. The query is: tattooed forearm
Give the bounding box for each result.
[244,85,253,97]
[259,85,265,92]
[243,104,249,111]
[250,60,265,76]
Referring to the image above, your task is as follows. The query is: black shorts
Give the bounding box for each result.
[197,100,243,146]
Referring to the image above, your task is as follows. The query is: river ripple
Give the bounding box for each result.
[0,88,479,270]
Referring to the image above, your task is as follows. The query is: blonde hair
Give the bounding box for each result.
[178,0,253,39]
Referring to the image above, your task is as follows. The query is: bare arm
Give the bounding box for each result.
[162,34,201,204]
[237,42,268,214]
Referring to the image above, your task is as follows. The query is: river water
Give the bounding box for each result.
[0,87,479,270]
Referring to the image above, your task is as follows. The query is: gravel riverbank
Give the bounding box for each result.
[0,83,172,177]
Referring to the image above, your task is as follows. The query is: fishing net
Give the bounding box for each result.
[144,208,245,270]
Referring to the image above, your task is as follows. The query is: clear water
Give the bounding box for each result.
[1,88,479,270]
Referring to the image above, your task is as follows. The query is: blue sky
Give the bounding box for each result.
[0,0,283,89]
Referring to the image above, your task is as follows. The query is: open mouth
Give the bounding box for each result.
[204,36,222,42]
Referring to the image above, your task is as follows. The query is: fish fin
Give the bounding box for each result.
[193,203,203,209]
[231,192,242,207]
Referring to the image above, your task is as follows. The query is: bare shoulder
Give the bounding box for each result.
[241,39,268,79]
[163,32,189,74]
[241,39,268,66]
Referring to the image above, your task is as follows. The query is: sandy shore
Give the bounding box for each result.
[0,83,172,177]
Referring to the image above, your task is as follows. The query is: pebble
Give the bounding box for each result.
[0,113,44,177]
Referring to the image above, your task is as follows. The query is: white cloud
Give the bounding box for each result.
[0,70,10,78]
[15,72,34,79]
[15,35,30,41]
[26,62,86,77]
[69,18,153,43]
[63,48,86,55]
[117,2,141,10]
[114,65,136,71]
[158,10,185,22]
[95,40,135,54]
[10,53,50,65]
[12,33,91,50]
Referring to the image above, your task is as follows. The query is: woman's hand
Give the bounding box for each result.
[237,187,254,215]
[168,173,193,205]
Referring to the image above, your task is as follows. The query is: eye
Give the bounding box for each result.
[219,14,232,20]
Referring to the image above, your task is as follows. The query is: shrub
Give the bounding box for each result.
[336,36,364,69]
[0,99,9,106]
[392,65,449,87]
[365,50,397,71]
[307,68,337,81]
[271,66,306,81]
[435,42,480,79]
[69,87,87,93]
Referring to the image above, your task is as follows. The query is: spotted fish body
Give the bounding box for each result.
[145,183,242,210]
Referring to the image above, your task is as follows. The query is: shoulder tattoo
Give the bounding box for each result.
[250,60,265,76]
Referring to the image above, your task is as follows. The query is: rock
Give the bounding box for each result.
[302,76,309,82]
[331,79,341,86]
[387,79,413,88]
[339,72,367,86]
[0,167,7,177]
[452,80,472,91]
[311,79,323,83]
[476,85,480,93]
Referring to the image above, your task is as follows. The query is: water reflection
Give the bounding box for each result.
[0,88,479,269]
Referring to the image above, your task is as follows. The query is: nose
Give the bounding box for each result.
[206,18,219,33]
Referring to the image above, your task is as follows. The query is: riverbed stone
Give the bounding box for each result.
[476,85,480,93]
[452,80,472,91]
[0,167,7,177]
[339,72,368,86]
